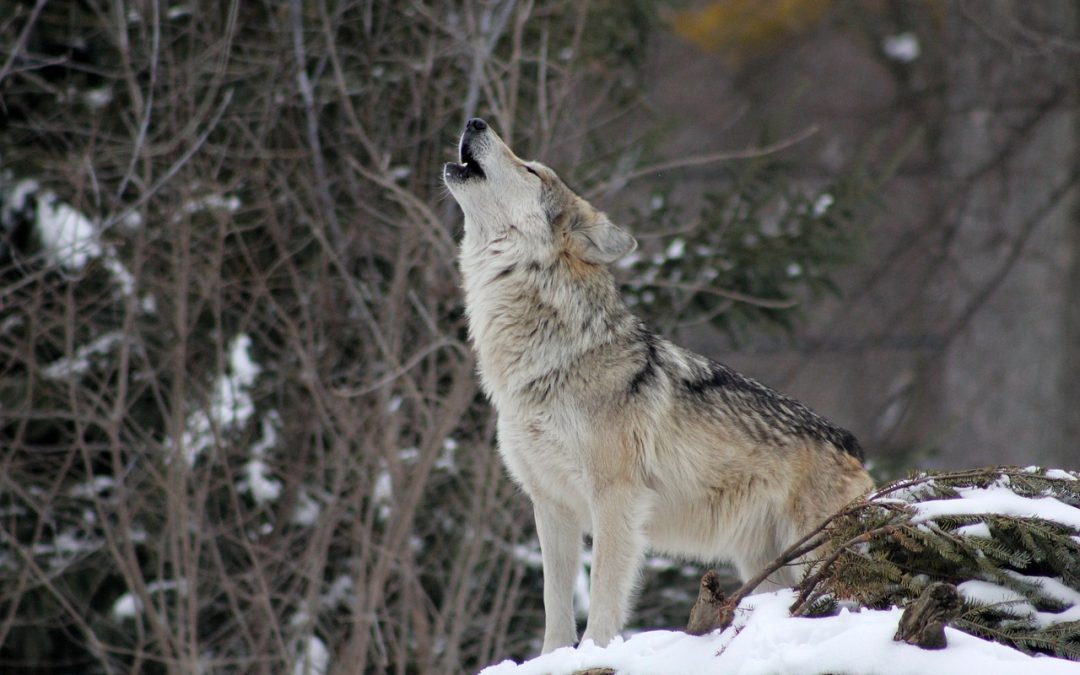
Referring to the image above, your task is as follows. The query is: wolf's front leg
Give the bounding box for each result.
[581,485,649,647]
[534,499,582,653]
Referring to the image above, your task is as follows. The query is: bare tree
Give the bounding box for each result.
[0,1,662,672]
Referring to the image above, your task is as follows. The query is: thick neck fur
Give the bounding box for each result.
[460,224,635,411]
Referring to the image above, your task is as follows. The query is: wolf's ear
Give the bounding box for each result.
[570,214,637,265]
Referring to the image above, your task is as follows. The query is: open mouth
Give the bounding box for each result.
[445,138,486,182]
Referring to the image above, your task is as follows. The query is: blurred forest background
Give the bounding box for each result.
[0,0,1077,672]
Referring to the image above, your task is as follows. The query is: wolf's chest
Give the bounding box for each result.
[495,404,593,513]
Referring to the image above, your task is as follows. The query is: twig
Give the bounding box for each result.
[331,338,467,397]
[943,163,1080,340]
[788,524,899,616]
[114,0,160,203]
[290,0,344,245]
[695,497,877,634]
[642,279,798,309]
[0,0,48,87]
[103,89,235,232]
[586,125,819,199]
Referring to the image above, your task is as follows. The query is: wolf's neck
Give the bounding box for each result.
[460,245,633,405]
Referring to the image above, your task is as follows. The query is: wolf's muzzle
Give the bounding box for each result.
[444,118,489,182]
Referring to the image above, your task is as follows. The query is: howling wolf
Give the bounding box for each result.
[444,118,873,652]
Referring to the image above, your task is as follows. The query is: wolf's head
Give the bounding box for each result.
[444,118,636,266]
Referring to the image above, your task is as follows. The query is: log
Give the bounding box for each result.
[686,570,736,635]
[893,582,961,650]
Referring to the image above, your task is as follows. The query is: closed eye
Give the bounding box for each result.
[524,165,539,177]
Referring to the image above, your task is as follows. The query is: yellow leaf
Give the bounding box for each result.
[672,0,835,62]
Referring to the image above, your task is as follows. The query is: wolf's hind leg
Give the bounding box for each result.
[735,525,801,593]
[581,485,649,647]
[535,500,581,653]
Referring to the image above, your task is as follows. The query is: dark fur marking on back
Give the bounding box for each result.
[833,429,863,461]
[627,333,660,396]
[682,360,864,461]
[682,362,735,396]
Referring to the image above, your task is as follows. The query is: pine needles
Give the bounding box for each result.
[791,467,1080,660]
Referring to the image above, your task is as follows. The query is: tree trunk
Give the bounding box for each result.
[938,0,1080,467]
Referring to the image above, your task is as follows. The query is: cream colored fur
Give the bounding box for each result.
[444,120,874,653]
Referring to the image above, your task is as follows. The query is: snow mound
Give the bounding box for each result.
[483,590,1080,675]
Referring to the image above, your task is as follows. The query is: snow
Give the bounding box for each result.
[242,459,281,505]
[69,476,115,498]
[292,489,321,526]
[41,331,125,380]
[183,193,242,214]
[1010,572,1080,608]
[811,193,834,217]
[83,86,113,109]
[103,256,137,296]
[1003,572,1080,627]
[119,210,144,230]
[2,179,142,298]
[481,590,1080,675]
[227,334,261,388]
[373,469,393,520]
[955,521,992,538]
[292,635,329,675]
[322,574,354,609]
[110,580,186,620]
[435,437,458,472]
[616,251,641,270]
[959,576,1080,628]
[35,192,101,270]
[911,486,1080,530]
[111,593,140,620]
[486,471,1080,675]
[167,5,191,20]
[957,580,1033,617]
[665,238,685,260]
[1045,470,1077,481]
[33,531,101,569]
[883,33,921,63]
[2,179,40,224]
[239,414,282,504]
[178,334,262,465]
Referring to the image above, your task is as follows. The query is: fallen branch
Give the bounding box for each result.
[685,570,731,636]
[684,496,879,634]
[893,582,961,650]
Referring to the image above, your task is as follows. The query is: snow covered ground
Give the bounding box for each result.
[484,468,1080,674]
[481,589,1080,675]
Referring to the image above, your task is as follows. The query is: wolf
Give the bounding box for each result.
[444,118,873,653]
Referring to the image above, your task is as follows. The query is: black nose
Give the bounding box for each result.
[466,118,487,132]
